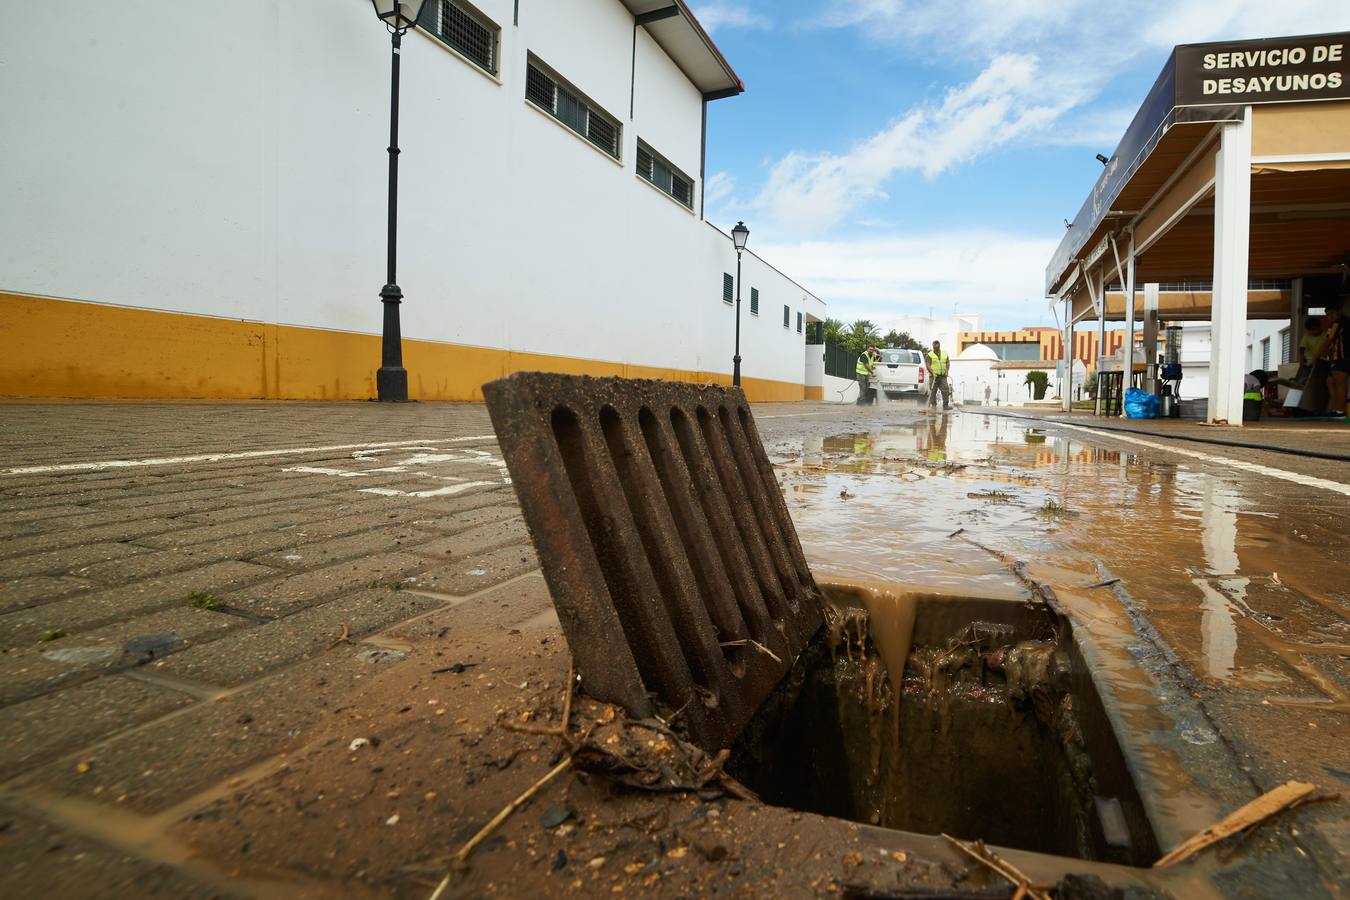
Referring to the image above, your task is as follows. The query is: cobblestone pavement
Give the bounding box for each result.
[0,400,1347,898]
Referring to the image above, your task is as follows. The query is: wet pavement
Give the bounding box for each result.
[0,399,1347,898]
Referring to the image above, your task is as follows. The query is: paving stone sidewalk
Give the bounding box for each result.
[2,399,1347,898]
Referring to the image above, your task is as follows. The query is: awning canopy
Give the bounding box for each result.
[1046,31,1350,302]
[620,1,744,98]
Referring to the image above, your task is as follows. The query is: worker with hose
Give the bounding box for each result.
[926,340,952,411]
[855,345,880,406]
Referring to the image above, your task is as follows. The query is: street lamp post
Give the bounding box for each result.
[730,221,749,387]
[371,0,427,402]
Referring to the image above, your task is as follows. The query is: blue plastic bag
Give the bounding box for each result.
[1124,387,1159,419]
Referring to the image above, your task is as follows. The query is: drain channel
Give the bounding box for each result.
[729,583,1161,865]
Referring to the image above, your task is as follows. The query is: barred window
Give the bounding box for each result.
[636,140,694,209]
[783,305,790,328]
[525,56,621,159]
[750,287,759,315]
[418,0,498,74]
[796,311,803,334]
[1280,328,1291,364]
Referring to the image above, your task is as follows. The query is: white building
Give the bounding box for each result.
[1174,318,1290,400]
[882,314,985,356]
[0,0,826,401]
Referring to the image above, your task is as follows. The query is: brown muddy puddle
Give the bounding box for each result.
[768,412,1350,697]
[754,410,1350,863]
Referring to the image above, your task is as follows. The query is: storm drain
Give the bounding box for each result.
[484,374,823,750]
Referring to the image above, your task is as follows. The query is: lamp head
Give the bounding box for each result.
[731,221,749,252]
[372,0,427,31]
[1095,153,1110,166]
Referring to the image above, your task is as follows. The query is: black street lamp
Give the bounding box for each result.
[371,0,427,402]
[730,221,750,387]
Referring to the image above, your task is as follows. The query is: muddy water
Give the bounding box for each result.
[771,411,1348,691]
[766,409,1350,849]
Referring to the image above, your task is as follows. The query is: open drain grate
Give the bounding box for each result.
[484,374,823,750]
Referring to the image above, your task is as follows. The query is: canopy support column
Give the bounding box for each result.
[1290,277,1304,360]
[1094,270,1106,416]
[1062,296,1073,411]
[1208,107,1253,426]
[1143,283,1160,393]
[1119,232,1136,417]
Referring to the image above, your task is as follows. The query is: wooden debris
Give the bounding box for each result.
[942,835,1051,900]
[719,638,783,664]
[1154,780,1318,867]
[327,621,350,649]
[426,756,574,899]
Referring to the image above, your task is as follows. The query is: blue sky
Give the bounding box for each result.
[693,1,1350,331]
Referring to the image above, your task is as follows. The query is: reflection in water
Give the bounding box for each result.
[1195,480,1243,679]
[776,411,1301,689]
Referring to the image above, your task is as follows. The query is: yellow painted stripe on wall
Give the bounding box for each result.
[0,293,806,403]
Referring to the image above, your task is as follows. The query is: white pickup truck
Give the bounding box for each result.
[875,348,925,400]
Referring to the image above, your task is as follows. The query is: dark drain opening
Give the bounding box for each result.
[728,584,1160,865]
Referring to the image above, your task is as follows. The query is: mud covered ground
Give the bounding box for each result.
[1,401,1346,898]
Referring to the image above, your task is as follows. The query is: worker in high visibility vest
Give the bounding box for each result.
[926,340,952,410]
[855,345,880,405]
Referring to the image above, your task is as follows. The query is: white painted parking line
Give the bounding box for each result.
[360,481,500,499]
[1061,424,1350,497]
[0,436,497,477]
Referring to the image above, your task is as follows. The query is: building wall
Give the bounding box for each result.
[885,315,984,356]
[0,0,824,401]
[1172,319,1289,400]
[959,328,1126,368]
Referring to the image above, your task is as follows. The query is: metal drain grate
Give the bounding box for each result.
[483,374,822,750]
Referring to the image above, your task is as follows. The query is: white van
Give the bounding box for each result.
[876,348,925,399]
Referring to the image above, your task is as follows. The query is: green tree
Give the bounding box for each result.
[841,320,882,356]
[883,330,922,350]
[1025,370,1049,400]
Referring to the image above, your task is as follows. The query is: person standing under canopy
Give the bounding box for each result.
[926,340,951,411]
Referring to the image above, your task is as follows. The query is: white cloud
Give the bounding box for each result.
[815,0,1350,61]
[735,0,1350,314]
[753,54,1077,233]
[689,3,770,33]
[702,171,736,208]
[757,231,1061,329]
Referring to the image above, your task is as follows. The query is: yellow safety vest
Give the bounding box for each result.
[927,349,949,375]
[856,351,877,376]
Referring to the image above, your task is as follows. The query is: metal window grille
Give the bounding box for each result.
[722,273,733,304]
[796,312,803,334]
[636,140,693,209]
[782,305,789,327]
[526,57,621,160]
[1280,328,1291,364]
[750,287,759,315]
[1261,338,1270,370]
[526,63,554,110]
[671,174,692,206]
[426,0,498,73]
[587,113,618,156]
